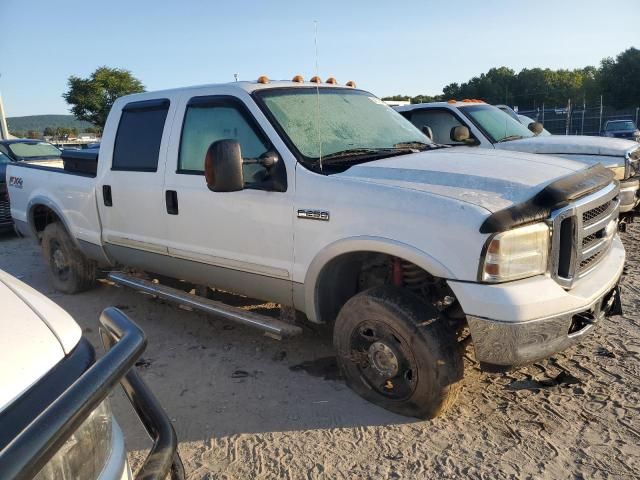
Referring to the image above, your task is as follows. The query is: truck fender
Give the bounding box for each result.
[302,236,455,323]
[26,195,77,245]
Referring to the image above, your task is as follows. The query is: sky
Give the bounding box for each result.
[1,0,638,117]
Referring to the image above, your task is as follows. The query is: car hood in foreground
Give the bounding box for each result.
[337,147,586,212]
[495,134,638,158]
[0,270,81,412]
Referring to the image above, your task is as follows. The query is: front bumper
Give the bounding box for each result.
[619,178,640,213]
[466,285,621,371]
[448,235,625,370]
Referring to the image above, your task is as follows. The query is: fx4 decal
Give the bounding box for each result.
[9,176,23,189]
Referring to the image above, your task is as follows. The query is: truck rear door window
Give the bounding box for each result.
[178,97,270,187]
[112,99,170,171]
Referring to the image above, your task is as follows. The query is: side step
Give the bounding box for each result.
[107,272,303,340]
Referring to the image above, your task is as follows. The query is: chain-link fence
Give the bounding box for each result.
[516,102,640,136]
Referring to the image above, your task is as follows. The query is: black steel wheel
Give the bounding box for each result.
[334,286,463,419]
[41,222,96,293]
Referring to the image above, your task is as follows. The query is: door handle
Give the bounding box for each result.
[165,190,178,215]
[103,185,112,206]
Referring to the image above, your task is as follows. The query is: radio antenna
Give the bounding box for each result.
[314,20,323,171]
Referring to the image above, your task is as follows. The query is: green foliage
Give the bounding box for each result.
[63,66,145,127]
[392,47,639,109]
[599,47,640,109]
[8,115,92,135]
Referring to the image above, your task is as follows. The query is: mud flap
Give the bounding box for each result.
[604,285,623,317]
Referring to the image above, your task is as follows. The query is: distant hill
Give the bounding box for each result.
[6,115,93,134]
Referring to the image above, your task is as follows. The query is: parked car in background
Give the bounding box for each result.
[601,119,640,141]
[0,139,62,163]
[0,140,63,233]
[0,268,183,480]
[396,101,640,219]
[7,78,626,418]
[0,152,12,232]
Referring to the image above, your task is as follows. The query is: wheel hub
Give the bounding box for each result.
[52,248,67,271]
[368,341,399,377]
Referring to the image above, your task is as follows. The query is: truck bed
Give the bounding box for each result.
[6,156,102,247]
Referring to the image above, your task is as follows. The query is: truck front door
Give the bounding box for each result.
[162,94,294,305]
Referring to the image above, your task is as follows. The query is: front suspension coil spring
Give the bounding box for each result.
[401,260,429,292]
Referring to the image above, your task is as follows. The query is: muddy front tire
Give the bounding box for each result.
[333,286,463,419]
[41,222,96,293]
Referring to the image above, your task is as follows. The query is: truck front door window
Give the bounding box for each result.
[409,110,467,145]
[178,102,271,188]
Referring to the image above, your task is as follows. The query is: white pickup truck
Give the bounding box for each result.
[0,269,182,480]
[7,78,625,418]
[396,101,640,220]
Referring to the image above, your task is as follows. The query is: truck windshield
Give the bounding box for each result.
[256,88,431,169]
[8,142,61,160]
[461,104,535,143]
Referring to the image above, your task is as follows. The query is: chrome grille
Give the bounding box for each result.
[549,182,620,288]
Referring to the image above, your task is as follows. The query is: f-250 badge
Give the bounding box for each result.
[9,176,23,189]
[297,209,330,221]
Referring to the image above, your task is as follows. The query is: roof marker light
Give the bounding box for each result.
[345,80,356,88]
[326,77,338,85]
[292,75,304,83]
[310,76,321,83]
[257,75,270,84]
[447,99,457,103]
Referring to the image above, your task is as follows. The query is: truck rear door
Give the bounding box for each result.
[97,98,175,256]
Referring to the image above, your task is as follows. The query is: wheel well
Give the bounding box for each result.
[31,204,61,237]
[314,251,461,325]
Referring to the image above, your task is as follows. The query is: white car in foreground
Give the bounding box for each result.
[0,269,183,480]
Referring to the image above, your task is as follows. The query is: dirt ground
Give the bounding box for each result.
[1,226,639,480]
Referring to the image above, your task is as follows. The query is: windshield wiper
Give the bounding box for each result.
[496,135,524,143]
[320,147,414,165]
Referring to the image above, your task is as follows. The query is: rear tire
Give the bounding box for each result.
[41,222,96,293]
[333,286,463,419]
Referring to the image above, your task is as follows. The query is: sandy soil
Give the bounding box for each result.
[1,226,639,480]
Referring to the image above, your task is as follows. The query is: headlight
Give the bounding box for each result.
[34,400,113,480]
[612,166,626,180]
[480,222,550,282]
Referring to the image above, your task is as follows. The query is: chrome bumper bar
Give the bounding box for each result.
[467,284,622,372]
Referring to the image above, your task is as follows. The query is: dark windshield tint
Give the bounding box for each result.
[8,142,61,159]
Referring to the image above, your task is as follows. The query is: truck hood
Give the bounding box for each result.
[0,270,81,413]
[495,135,638,159]
[338,147,586,212]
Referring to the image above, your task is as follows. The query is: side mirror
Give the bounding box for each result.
[450,125,470,143]
[528,122,544,135]
[421,125,434,140]
[204,140,244,192]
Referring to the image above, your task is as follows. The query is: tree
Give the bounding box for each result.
[599,47,640,108]
[26,130,41,139]
[43,127,55,137]
[63,66,145,127]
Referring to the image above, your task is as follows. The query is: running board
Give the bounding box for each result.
[107,272,302,340]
